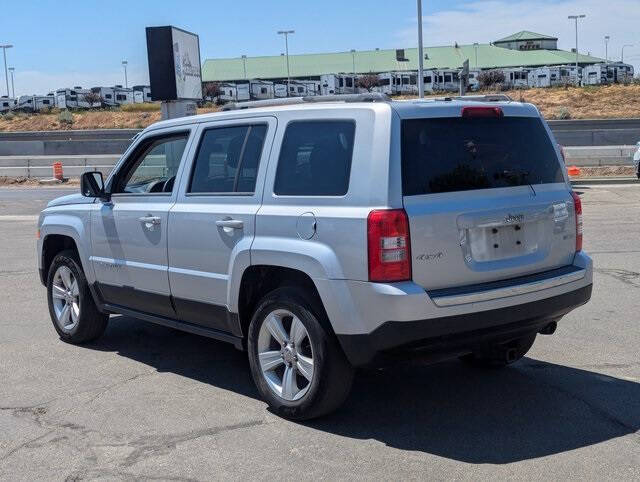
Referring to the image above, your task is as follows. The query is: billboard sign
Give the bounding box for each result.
[146,26,202,101]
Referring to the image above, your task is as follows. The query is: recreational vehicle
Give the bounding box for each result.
[249,80,274,100]
[91,87,117,107]
[14,95,55,112]
[432,69,460,92]
[377,72,399,95]
[607,62,634,83]
[0,96,15,113]
[320,74,357,95]
[504,68,529,88]
[558,65,581,85]
[273,82,288,98]
[527,67,561,88]
[219,82,250,103]
[55,87,100,109]
[132,85,152,103]
[582,64,607,85]
[113,86,134,105]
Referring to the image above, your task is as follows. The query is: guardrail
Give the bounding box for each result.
[0,147,635,180]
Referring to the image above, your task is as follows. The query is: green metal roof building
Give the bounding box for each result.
[202,31,604,82]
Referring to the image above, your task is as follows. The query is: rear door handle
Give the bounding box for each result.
[216,219,244,229]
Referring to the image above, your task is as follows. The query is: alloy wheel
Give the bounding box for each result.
[51,265,80,332]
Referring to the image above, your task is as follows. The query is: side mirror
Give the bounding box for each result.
[80,171,109,200]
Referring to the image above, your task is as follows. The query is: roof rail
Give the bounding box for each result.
[221,93,391,111]
[437,94,514,102]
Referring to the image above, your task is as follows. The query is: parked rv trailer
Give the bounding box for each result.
[320,74,357,95]
[377,72,398,95]
[249,80,274,100]
[113,86,134,105]
[91,87,116,107]
[466,70,482,91]
[558,65,581,85]
[219,82,250,102]
[582,63,607,85]
[273,82,288,98]
[14,95,55,112]
[527,67,561,88]
[295,79,321,96]
[55,88,100,109]
[432,69,460,91]
[608,62,634,83]
[132,85,152,103]
[0,96,16,113]
[504,68,529,88]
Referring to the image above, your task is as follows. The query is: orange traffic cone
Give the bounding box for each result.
[567,165,581,177]
[53,162,64,181]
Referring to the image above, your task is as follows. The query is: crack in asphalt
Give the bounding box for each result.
[595,268,640,288]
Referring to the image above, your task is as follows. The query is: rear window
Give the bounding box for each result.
[401,116,564,196]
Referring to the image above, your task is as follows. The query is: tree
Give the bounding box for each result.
[477,70,506,89]
[357,74,380,92]
[202,82,221,100]
[83,91,103,107]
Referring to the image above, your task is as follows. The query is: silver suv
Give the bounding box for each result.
[37,94,592,419]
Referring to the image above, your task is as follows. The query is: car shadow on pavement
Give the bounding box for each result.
[88,316,639,464]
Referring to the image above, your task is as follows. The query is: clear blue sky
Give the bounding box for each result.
[2,0,638,95]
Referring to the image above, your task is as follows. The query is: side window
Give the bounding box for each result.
[274,120,355,196]
[116,133,189,194]
[189,124,267,194]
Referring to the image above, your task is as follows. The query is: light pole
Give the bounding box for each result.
[621,45,633,63]
[350,49,356,92]
[604,35,610,62]
[1,44,13,98]
[122,60,128,88]
[473,42,479,68]
[241,55,247,79]
[8,67,15,98]
[277,30,294,96]
[416,0,425,98]
[568,15,586,83]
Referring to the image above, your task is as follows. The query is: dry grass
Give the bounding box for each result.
[1,84,639,132]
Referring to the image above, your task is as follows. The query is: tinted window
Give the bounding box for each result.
[274,121,355,196]
[189,124,267,194]
[401,117,564,196]
[118,134,188,194]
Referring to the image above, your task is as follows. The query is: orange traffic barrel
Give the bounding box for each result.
[567,165,581,177]
[53,162,64,180]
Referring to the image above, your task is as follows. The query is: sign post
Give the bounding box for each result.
[146,26,202,120]
[459,59,469,96]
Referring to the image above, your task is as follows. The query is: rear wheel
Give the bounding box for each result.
[460,333,537,368]
[47,250,108,343]
[247,287,354,420]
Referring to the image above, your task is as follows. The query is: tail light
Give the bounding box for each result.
[571,191,583,251]
[461,106,504,118]
[367,209,411,282]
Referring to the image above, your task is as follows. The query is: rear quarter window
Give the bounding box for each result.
[401,116,564,196]
[274,120,355,196]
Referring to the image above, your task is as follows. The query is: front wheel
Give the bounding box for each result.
[47,250,108,343]
[247,287,354,420]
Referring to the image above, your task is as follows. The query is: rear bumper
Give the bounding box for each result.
[337,283,591,366]
[315,251,593,367]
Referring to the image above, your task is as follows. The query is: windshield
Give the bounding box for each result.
[401,116,564,196]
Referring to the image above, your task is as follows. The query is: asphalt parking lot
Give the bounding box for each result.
[0,184,638,480]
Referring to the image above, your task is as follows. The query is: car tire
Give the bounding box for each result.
[247,287,354,420]
[47,249,108,344]
[460,333,537,368]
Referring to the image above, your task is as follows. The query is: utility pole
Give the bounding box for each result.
[8,67,15,98]
[568,15,586,84]
[122,60,128,88]
[416,0,425,98]
[473,43,479,68]
[350,49,356,92]
[242,55,247,79]
[277,30,294,96]
[0,44,13,98]
[604,35,610,63]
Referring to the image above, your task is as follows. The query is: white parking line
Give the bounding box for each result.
[0,215,39,221]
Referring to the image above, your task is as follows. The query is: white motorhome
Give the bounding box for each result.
[607,62,634,83]
[0,96,16,113]
[558,65,581,85]
[249,80,274,100]
[582,64,607,85]
[91,87,116,107]
[528,67,561,88]
[504,68,529,88]
[219,82,250,103]
[320,74,357,95]
[132,85,152,103]
[55,87,100,109]
[14,95,56,112]
[113,86,134,106]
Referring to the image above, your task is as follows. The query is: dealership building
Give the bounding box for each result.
[202,31,605,83]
